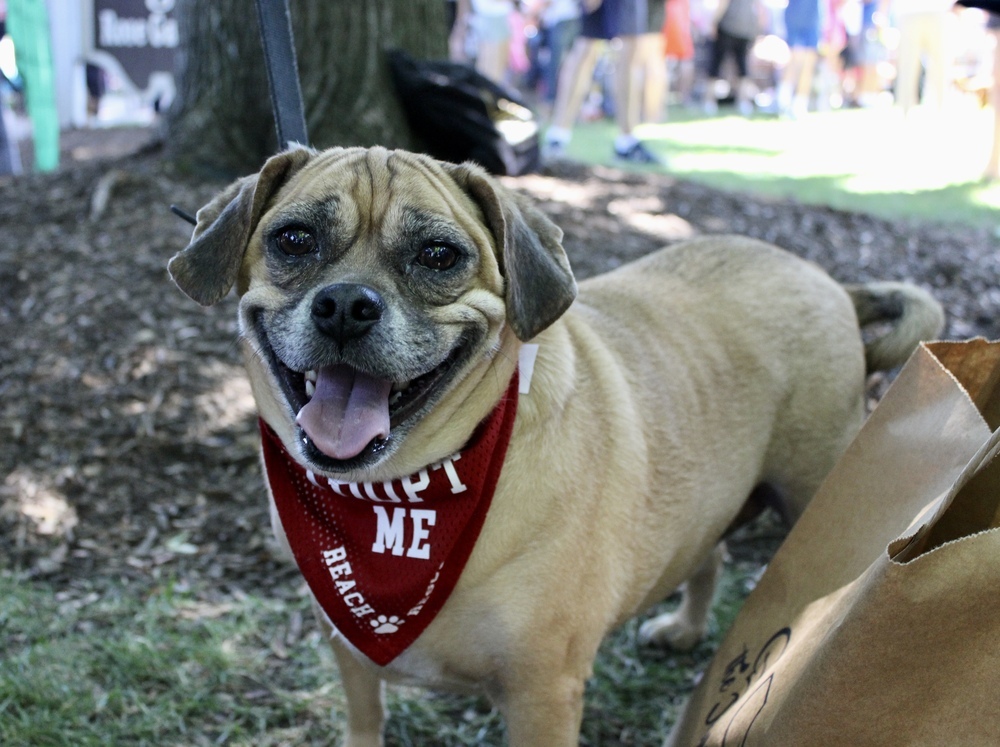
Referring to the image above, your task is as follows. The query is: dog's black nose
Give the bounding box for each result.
[311,283,386,343]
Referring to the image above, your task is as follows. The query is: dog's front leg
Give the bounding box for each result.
[638,543,726,651]
[497,669,588,747]
[328,632,385,747]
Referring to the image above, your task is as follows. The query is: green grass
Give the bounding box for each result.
[560,101,1000,230]
[0,550,767,746]
[0,576,346,746]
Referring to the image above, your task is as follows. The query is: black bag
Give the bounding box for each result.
[387,49,540,177]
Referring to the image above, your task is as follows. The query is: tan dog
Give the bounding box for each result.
[168,145,944,746]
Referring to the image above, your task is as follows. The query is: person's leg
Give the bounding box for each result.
[547,0,615,146]
[0,105,21,176]
[546,36,603,145]
[779,21,818,116]
[609,0,648,134]
[986,28,1000,180]
[859,57,879,101]
[778,46,818,117]
[525,23,547,96]
[472,11,512,83]
[703,28,728,114]
[615,34,643,135]
[638,32,668,123]
[920,12,949,112]
[476,39,510,83]
[793,46,818,115]
[613,33,665,162]
[675,56,695,103]
[733,34,755,116]
[819,40,846,110]
[545,17,582,103]
[665,0,695,103]
[894,15,920,115]
[777,34,801,114]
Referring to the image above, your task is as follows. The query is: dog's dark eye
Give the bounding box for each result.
[277,228,316,256]
[416,243,459,271]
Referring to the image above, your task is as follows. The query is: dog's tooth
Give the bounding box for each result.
[305,379,315,398]
[392,380,411,394]
[305,370,318,383]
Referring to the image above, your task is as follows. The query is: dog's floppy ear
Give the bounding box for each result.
[445,162,577,341]
[168,146,315,305]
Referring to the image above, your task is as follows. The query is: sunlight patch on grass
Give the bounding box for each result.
[561,102,1000,229]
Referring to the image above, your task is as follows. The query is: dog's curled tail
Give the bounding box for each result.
[845,282,945,374]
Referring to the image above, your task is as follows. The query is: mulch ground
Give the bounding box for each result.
[2,126,998,606]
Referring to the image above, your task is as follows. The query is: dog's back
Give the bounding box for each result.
[562,234,940,574]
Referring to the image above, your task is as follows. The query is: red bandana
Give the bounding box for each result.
[260,374,518,666]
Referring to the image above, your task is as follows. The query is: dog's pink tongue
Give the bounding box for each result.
[296,365,392,461]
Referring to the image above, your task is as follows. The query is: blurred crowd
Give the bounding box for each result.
[447,0,1000,177]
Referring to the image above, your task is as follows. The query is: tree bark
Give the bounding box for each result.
[166,0,448,177]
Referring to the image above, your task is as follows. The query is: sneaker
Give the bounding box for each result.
[614,140,664,166]
[542,137,568,162]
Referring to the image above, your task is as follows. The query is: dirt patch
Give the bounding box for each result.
[2,128,997,601]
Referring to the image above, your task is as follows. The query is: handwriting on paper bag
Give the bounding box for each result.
[698,627,791,746]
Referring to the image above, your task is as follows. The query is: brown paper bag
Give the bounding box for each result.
[668,339,1000,747]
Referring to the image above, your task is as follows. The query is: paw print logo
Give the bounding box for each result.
[370,615,403,634]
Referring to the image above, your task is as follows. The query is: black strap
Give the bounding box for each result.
[957,0,1000,12]
[254,0,309,149]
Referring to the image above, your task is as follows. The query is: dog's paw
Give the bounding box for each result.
[638,613,703,652]
[370,614,403,634]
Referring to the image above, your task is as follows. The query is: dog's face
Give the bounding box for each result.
[169,146,576,476]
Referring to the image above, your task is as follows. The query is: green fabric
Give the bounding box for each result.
[6,0,59,171]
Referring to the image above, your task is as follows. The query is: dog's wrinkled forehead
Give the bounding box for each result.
[264,148,493,253]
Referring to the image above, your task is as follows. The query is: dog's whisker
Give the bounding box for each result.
[496,346,517,366]
[230,335,255,359]
[489,361,503,397]
[238,336,269,369]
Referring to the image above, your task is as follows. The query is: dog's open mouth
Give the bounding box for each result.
[262,333,465,469]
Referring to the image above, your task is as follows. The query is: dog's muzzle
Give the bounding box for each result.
[290,283,393,462]
[252,279,472,471]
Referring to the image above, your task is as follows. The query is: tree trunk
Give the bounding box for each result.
[166,0,448,177]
